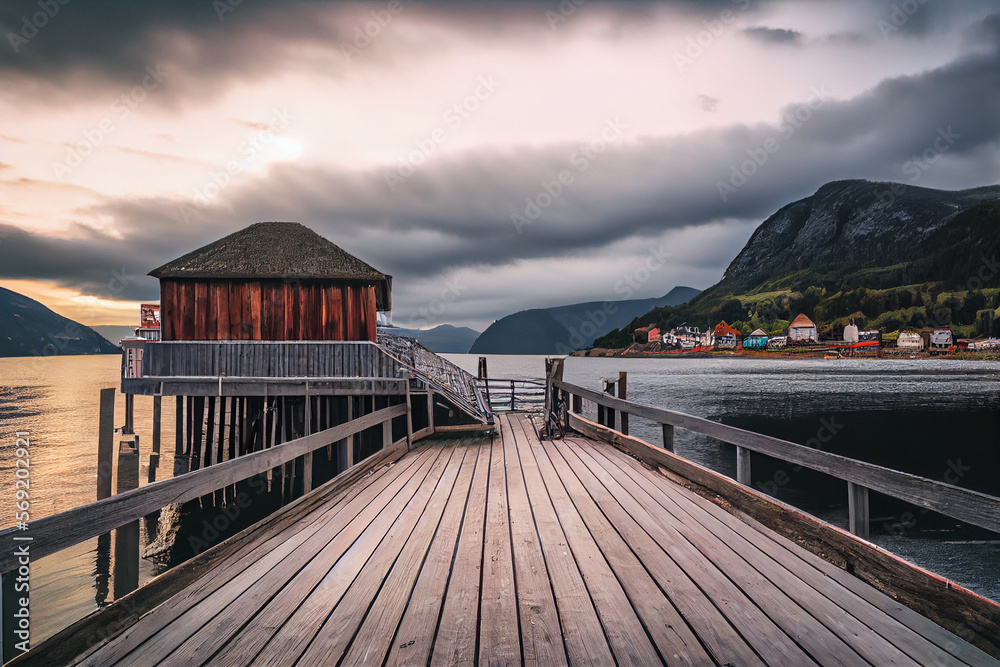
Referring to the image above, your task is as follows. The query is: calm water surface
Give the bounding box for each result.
[1,353,998,645]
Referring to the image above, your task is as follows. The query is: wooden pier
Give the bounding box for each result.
[12,411,1000,666]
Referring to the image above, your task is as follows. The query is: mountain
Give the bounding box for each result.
[0,286,121,358]
[93,325,136,345]
[378,324,480,353]
[469,286,701,354]
[594,180,1000,348]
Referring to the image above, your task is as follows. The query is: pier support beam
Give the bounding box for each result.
[303,393,313,493]
[149,395,161,484]
[174,395,189,476]
[848,482,870,540]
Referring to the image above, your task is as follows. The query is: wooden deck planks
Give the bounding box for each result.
[78,454,419,667]
[540,437,718,666]
[545,433,770,667]
[336,443,472,667]
[384,441,484,667]
[588,438,979,667]
[644,456,997,667]
[429,437,493,666]
[55,413,998,667]
[509,418,618,666]
[514,417,666,666]
[244,446,453,666]
[116,446,444,667]
[499,418,568,667]
[294,445,468,666]
[478,426,522,667]
[554,432,820,666]
[572,438,888,666]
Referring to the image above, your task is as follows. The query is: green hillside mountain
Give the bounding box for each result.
[595,180,1000,348]
[0,286,121,358]
[378,324,480,353]
[470,286,701,354]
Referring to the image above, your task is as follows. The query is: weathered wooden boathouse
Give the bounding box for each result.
[123,221,488,486]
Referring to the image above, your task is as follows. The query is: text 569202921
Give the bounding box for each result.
[5,431,32,657]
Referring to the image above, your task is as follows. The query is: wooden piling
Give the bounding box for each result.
[113,436,140,599]
[174,395,189,476]
[303,392,313,493]
[97,388,116,500]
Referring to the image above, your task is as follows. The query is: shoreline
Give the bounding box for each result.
[576,347,1000,361]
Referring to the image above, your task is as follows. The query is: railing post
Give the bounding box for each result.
[618,371,628,436]
[661,424,674,452]
[572,393,582,415]
[510,379,516,412]
[97,388,115,500]
[382,410,393,450]
[848,482,870,539]
[603,380,615,431]
[479,357,492,410]
[427,388,435,432]
[405,373,414,449]
[736,446,751,486]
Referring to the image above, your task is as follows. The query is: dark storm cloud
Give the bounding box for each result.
[0,222,161,299]
[743,26,801,45]
[0,0,776,105]
[3,13,999,306]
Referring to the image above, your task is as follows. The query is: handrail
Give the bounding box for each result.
[553,379,1000,535]
[0,403,406,573]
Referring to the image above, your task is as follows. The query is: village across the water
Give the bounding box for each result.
[583,314,1000,359]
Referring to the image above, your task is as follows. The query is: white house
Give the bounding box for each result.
[897,331,923,349]
[788,313,818,342]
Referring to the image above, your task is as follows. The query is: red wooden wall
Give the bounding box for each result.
[161,280,377,342]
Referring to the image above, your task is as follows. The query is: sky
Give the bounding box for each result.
[0,0,998,331]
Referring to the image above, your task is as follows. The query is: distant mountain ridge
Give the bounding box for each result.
[594,179,1000,348]
[469,286,701,354]
[378,324,480,353]
[0,286,120,358]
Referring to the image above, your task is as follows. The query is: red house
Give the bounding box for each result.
[149,222,391,342]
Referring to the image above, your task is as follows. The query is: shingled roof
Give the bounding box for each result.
[149,222,388,282]
[789,313,816,329]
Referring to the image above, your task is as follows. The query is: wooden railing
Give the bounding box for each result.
[0,404,409,574]
[131,340,403,379]
[478,378,545,412]
[551,378,1000,539]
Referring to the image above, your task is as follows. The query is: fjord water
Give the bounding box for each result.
[0,354,997,643]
